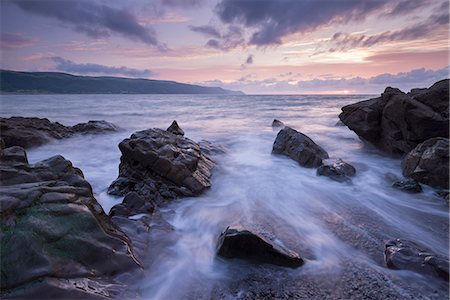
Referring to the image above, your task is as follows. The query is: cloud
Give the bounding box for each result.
[203,25,245,51]
[14,0,165,48]
[214,0,396,46]
[197,66,448,94]
[0,32,38,50]
[328,8,449,51]
[189,25,222,38]
[50,57,153,78]
[245,54,254,64]
[161,0,205,8]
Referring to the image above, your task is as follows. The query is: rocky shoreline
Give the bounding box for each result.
[0,79,448,299]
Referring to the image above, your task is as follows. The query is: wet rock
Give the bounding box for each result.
[317,159,356,182]
[109,192,155,217]
[339,79,449,154]
[0,117,118,149]
[272,119,285,127]
[392,179,422,193]
[198,140,227,156]
[385,239,449,281]
[0,147,140,293]
[166,120,184,136]
[272,127,329,168]
[216,225,304,268]
[402,137,449,189]
[108,127,214,204]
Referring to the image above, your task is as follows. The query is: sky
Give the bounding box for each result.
[0,0,448,94]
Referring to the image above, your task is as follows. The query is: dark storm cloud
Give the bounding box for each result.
[14,0,164,48]
[0,32,38,49]
[214,0,393,46]
[51,57,153,78]
[329,8,449,51]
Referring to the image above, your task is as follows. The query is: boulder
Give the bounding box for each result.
[217,225,304,268]
[109,192,155,217]
[0,117,118,149]
[339,79,449,154]
[108,126,214,204]
[166,120,184,136]
[272,119,285,127]
[317,159,356,182]
[272,127,329,168]
[392,179,422,193]
[385,239,449,281]
[0,147,140,295]
[402,138,449,189]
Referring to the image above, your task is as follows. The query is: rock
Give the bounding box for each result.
[0,147,140,294]
[0,117,118,149]
[108,127,214,204]
[392,179,422,193]
[317,159,356,182]
[385,239,449,281]
[402,137,449,189]
[109,192,155,217]
[272,119,285,127]
[198,140,227,156]
[166,120,184,136]
[217,225,304,268]
[339,79,449,154]
[272,127,329,168]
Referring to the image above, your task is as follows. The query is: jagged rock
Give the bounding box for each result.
[166,120,184,136]
[198,140,227,156]
[109,192,155,217]
[272,127,329,168]
[108,127,214,205]
[217,225,304,268]
[339,79,449,154]
[0,117,118,149]
[385,239,449,281]
[0,147,140,294]
[272,119,285,127]
[402,137,449,189]
[317,159,356,182]
[392,179,422,193]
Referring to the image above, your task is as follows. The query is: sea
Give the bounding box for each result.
[1,94,448,299]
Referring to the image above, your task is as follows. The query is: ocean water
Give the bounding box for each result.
[1,94,448,299]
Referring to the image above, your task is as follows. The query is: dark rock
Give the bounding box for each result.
[339,79,449,154]
[385,239,449,281]
[0,147,140,293]
[167,120,184,136]
[217,225,304,268]
[198,140,227,156]
[317,159,356,182]
[402,137,449,189]
[108,128,214,204]
[272,127,329,168]
[109,192,155,217]
[392,179,422,193]
[272,119,285,127]
[0,117,118,149]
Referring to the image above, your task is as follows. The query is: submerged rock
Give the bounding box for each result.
[108,125,214,205]
[272,119,285,127]
[339,79,449,154]
[0,116,118,149]
[166,120,184,136]
[317,158,356,182]
[392,179,422,193]
[0,147,140,296]
[385,239,449,281]
[272,127,329,168]
[216,225,304,268]
[402,137,449,189]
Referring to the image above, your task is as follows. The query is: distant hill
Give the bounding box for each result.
[0,70,243,95]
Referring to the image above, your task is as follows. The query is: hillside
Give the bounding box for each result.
[0,70,243,95]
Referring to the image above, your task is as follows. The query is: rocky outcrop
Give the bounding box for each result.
[217,225,304,268]
[109,192,155,217]
[0,117,118,149]
[272,119,285,127]
[402,138,449,189]
[0,146,140,297]
[317,159,356,183]
[272,127,329,167]
[385,239,449,281]
[108,126,214,205]
[166,120,184,136]
[339,79,449,154]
